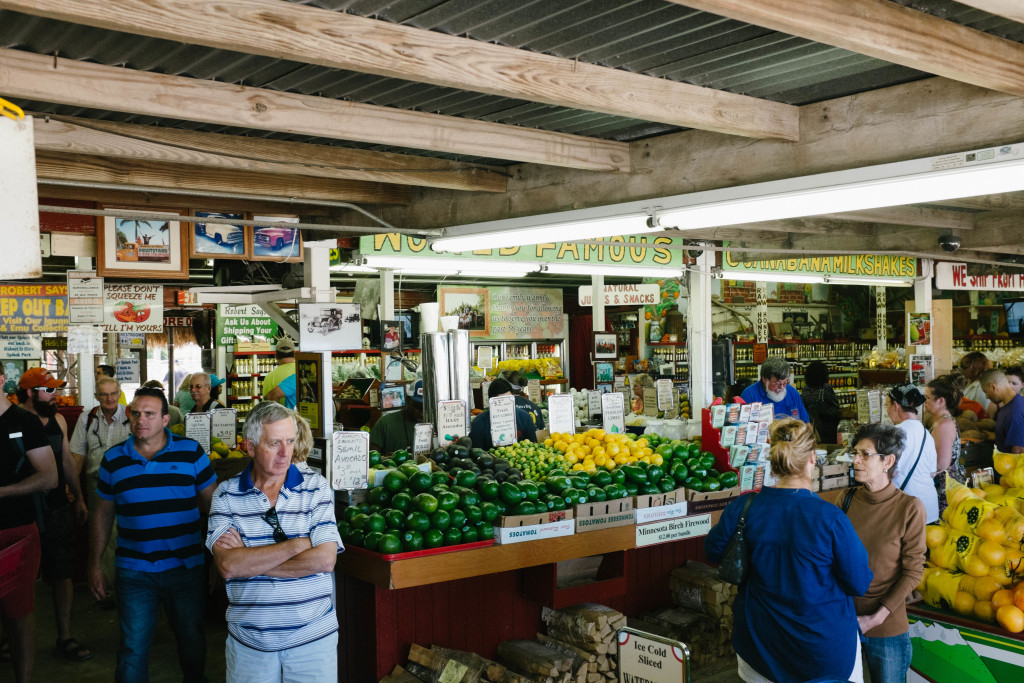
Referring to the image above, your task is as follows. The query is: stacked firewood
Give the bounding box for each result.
[535,603,627,682]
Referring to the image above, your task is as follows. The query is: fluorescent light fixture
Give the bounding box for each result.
[718,271,823,284]
[718,270,913,286]
[362,255,541,275]
[431,211,659,253]
[458,270,529,279]
[329,263,377,274]
[544,263,679,278]
[655,142,1024,229]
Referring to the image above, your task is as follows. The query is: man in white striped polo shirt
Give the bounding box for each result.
[207,401,341,682]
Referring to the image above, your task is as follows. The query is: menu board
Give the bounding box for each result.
[601,392,626,434]
[437,400,468,444]
[547,394,575,435]
[331,431,369,490]
[489,394,517,447]
[185,412,211,454]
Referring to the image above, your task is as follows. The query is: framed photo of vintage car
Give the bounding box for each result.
[251,215,303,262]
[189,210,251,260]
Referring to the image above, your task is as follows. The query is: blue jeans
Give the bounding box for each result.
[115,565,208,683]
[862,631,912,683]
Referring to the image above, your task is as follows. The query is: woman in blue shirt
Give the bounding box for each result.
[706,418,873,683]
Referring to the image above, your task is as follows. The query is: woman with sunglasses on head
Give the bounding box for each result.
[821,424,926,683]
[886,384,940,524]
[923,374,967,515]
[706,418,872,683]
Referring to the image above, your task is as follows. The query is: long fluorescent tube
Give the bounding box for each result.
[656,142,1024,229]
[544,263,679,278]
[431,212,658,253]
[718,271,823,284]
[362,255,541,275]
[719,270,913,286]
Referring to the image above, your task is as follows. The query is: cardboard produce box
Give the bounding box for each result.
[633,488,681,509]
[496,518,575,545]
[498,509,572,528]
[684,487,742,525]
[574,498,634,533]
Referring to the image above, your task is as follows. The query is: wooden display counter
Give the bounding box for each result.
[907,604,1024,683]
[335,526,707,682]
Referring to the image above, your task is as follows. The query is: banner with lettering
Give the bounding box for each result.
[723,253,917,279]
[0,283,68,334]
[935,262,1024,291]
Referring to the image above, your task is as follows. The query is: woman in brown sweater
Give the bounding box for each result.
[822,423,926,683]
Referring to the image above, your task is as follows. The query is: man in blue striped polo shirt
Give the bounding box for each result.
[89,387,217,683]
[207,401,341,682]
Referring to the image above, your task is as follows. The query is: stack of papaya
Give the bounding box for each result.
[919,456,1024,634]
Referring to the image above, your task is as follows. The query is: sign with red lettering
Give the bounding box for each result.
[102,284,164,333]
[578,284,660,307]
[936,262,1024,291]
[0,283,68,334]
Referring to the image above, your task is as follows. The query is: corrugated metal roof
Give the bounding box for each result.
[2,0,1022,166]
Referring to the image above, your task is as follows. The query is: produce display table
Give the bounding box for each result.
[907,604,1024,682]
[335,525,707,682]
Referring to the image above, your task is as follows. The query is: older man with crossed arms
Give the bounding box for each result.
[207,401,341,682]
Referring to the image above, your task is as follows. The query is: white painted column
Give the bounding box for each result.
[380,269,395,320]
[914,258,933,355]
[591,275,605,331]
[75,256,96,409]
[302,242,337,478]
[688,252,714,417]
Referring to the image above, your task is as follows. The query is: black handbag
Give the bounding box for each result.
[718,493,756,585]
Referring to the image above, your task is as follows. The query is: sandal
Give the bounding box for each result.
[54,638,93,662]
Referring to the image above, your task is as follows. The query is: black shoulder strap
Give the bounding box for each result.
[841,486,858,514]
[899,431,927,492]
[736,492,756,527]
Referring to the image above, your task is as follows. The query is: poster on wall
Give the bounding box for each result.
[67,270,104,324]
[910,354,934,389]
[439,287,490,337]
[907,312,932,346]
[216,304,278,347]
[191,211,248,259]
[97,211,190,279]
[252,216,302,262]
[102,284,163,333]
[0,283,68,335]
[439,286,564,340]
[298,303,361,352]
[0,335,41,360]
[295,353,324,436]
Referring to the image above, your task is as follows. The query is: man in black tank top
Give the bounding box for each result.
[17,368,92,662]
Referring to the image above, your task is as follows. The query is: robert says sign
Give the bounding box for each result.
[935,262,1024,291]
[578,284,659,307]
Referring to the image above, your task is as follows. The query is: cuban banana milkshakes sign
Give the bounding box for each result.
[359,233,685,268]
[723,253,917,279]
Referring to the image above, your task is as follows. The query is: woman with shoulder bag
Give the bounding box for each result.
[821,423,926,683]
[705,418,873,683]
[886,384,940,523]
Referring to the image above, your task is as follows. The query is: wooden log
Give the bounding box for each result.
[380,665,426,683]
[407,643,435,669]
[535,634,597,665]
[497,640,570,678]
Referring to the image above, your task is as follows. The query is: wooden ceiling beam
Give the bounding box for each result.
[0,48,627,172]
[671,0,1024,96]
[818,206,975,230]
[0,0,798,141]
[31,115,506,193]
[956,1,1024,23]
[35,153,412,205]
[931,193,1024,212]
[38,185,338,216]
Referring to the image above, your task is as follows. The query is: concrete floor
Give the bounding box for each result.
[21,579,228,682]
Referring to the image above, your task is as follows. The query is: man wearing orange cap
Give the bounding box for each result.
[17,368,91,662]
[0,368,58,682]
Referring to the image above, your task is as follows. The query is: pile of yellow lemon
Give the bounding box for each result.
[493,357,563,377]
[544,428,661,473]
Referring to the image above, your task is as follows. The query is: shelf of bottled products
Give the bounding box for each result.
[732,341,871,407]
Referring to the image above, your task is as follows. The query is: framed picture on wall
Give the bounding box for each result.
[189,210,250,259]
[97,208,190,279]
[595,361,614,383]
[593,332,618,360]
[251,215,302,262]
[439,287,491,337]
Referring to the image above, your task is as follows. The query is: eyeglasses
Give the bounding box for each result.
[96,392,119,399]
[190,384,210,390]
[766,378,790,388]
[34,387,57,394]
[850,449,885,460]
[261,506,287,543]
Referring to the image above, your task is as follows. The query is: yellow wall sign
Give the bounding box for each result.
[724,253,916,278]
[359,233,683,266]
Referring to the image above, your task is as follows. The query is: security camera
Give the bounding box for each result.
[938,235,961,253]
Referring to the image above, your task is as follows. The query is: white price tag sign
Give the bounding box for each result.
[601,392,625,434]
[211,409,237,444]
[547,394,575,435]
[526,379,542,404]
[437,400,467,445]
[477,346,493,370]
[413,423,434,455]
[587,390,602,419]
[656,379,673,411]
[489,394,518,447]
[115,357,141,384]
[185,413,212,455]
[331,431,370,490]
